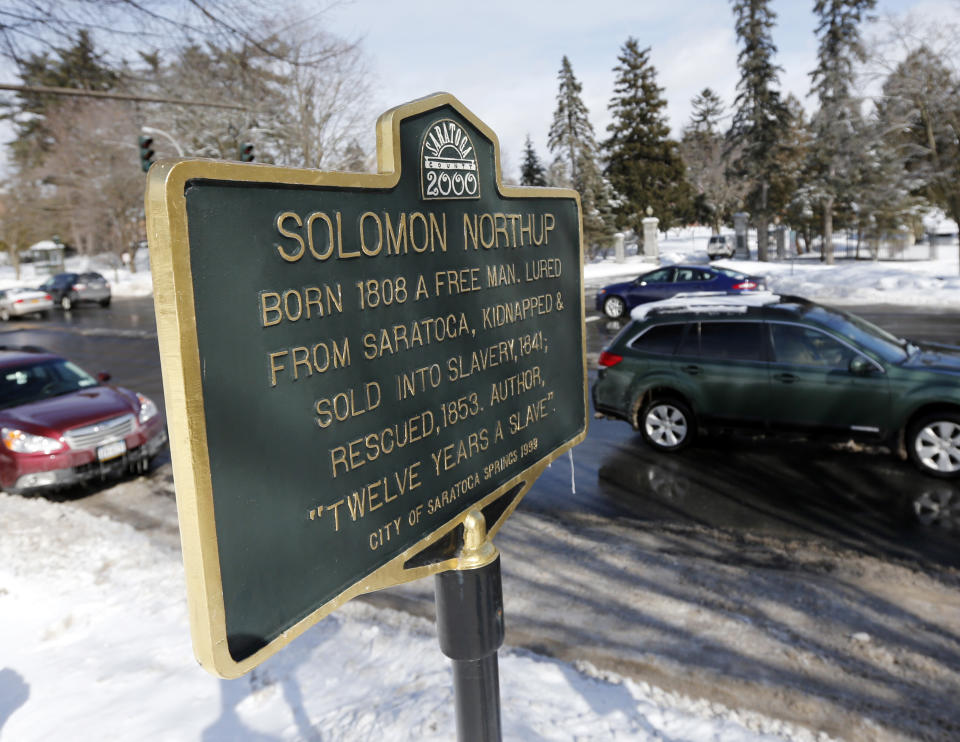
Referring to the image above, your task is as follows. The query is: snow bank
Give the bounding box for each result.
[586,228,960,308]
[0,493,818,741]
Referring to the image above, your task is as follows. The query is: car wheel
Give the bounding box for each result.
[36,310,49,319]
[907,412,960,478]
[912,487,957,528]
[640,398,694,452]
[60,295,73,311]
[603,296,626,319]
[99,297,111,307]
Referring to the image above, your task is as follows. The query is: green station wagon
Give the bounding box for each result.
[592,294,960,478]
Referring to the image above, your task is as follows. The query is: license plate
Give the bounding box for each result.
[29,298,39,304]
[97,440,126,461]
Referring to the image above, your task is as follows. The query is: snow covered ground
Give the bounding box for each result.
[0,493,828,741]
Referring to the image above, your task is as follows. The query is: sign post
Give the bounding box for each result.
[146,93,586,729]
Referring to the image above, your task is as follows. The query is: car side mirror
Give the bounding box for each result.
[97,372,111,383]
[848,356,874,376]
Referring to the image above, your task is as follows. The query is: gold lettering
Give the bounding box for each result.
[260,292,282,326]
[306,211,335,260]
[360,211,383,257]
[275,211,305,262]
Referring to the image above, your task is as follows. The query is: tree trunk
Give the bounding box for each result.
[756,215,769,261]
[822,196,835,265]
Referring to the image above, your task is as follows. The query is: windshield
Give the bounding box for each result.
[0,359,99,409]
[809,306,908,363]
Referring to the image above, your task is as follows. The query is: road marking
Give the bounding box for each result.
[586,316,602,323]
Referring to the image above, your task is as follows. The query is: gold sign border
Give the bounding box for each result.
[145,92,588,678]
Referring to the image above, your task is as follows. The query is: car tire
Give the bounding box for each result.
[907,412,960,478]
[37,310,49,319]
[99,297,111,308]
[603,296,626,319]
[639,397,695,452]
[60,295,73,311]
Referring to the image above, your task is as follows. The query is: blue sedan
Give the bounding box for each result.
[595,265,767,319]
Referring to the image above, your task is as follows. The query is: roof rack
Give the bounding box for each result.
[630,291,782,321]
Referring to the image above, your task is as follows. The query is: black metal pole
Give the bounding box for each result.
[434,511,504,742]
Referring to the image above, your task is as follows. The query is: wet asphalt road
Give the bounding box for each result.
[6,295,957,569]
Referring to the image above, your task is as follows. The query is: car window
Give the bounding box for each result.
[674,268,710,282]
[0,359,99,409]
[696,321,766,362]
[770,323,855,368]
[715,268,748,280]
[803,306,907,364]
[629,323,685,355]
[640,268,672,284]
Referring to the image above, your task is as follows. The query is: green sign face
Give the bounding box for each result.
[147,93,586,677]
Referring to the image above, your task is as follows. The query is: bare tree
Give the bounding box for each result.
[0,176,49,279]
[0,0,339,69]
[29,98,145,265]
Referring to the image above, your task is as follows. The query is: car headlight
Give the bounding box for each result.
[137,393,159,424]
[1,427,64,454]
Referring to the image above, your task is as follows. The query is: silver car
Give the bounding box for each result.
[0,288,54,320]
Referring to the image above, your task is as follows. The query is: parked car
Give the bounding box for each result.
[0,288,54,320]
[706,234,736,259]
[38,272,111,310]
[592,293,960,478]
[0,345,166,493]
[595,265,766,319]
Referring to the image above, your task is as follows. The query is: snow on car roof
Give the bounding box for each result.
[629,291,782,321]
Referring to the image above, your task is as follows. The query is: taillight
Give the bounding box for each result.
[598,351,623,367]
[72,283,86,290]
[733,281,757,290]
[14,298,23,304]
[43,294,51,301]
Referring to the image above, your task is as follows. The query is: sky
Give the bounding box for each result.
[325,0,956,177]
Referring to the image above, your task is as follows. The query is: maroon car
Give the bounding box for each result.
[0,346,167,493]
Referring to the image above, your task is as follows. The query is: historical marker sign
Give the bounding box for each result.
[146,93,587,678]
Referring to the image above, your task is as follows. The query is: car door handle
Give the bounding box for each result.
[682,365,701,375]
[774,373,799,384]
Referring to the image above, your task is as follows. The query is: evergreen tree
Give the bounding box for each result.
[727,0,790,261]
[878,45,960,269]
[689,88,724,134]
[8,30,120,168]
[680,88,744,233]
[603,38,691,234]
[809,0,877,264]
[519,135,547,186]
[547,56,614,256]
[548,56,597,189]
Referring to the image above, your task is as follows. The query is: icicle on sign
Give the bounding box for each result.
[145,92,588,678]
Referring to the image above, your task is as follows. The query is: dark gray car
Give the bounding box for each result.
[38,272,111,310]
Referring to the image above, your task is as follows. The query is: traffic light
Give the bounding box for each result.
[240,143,254,162]
[138,135,154,173]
